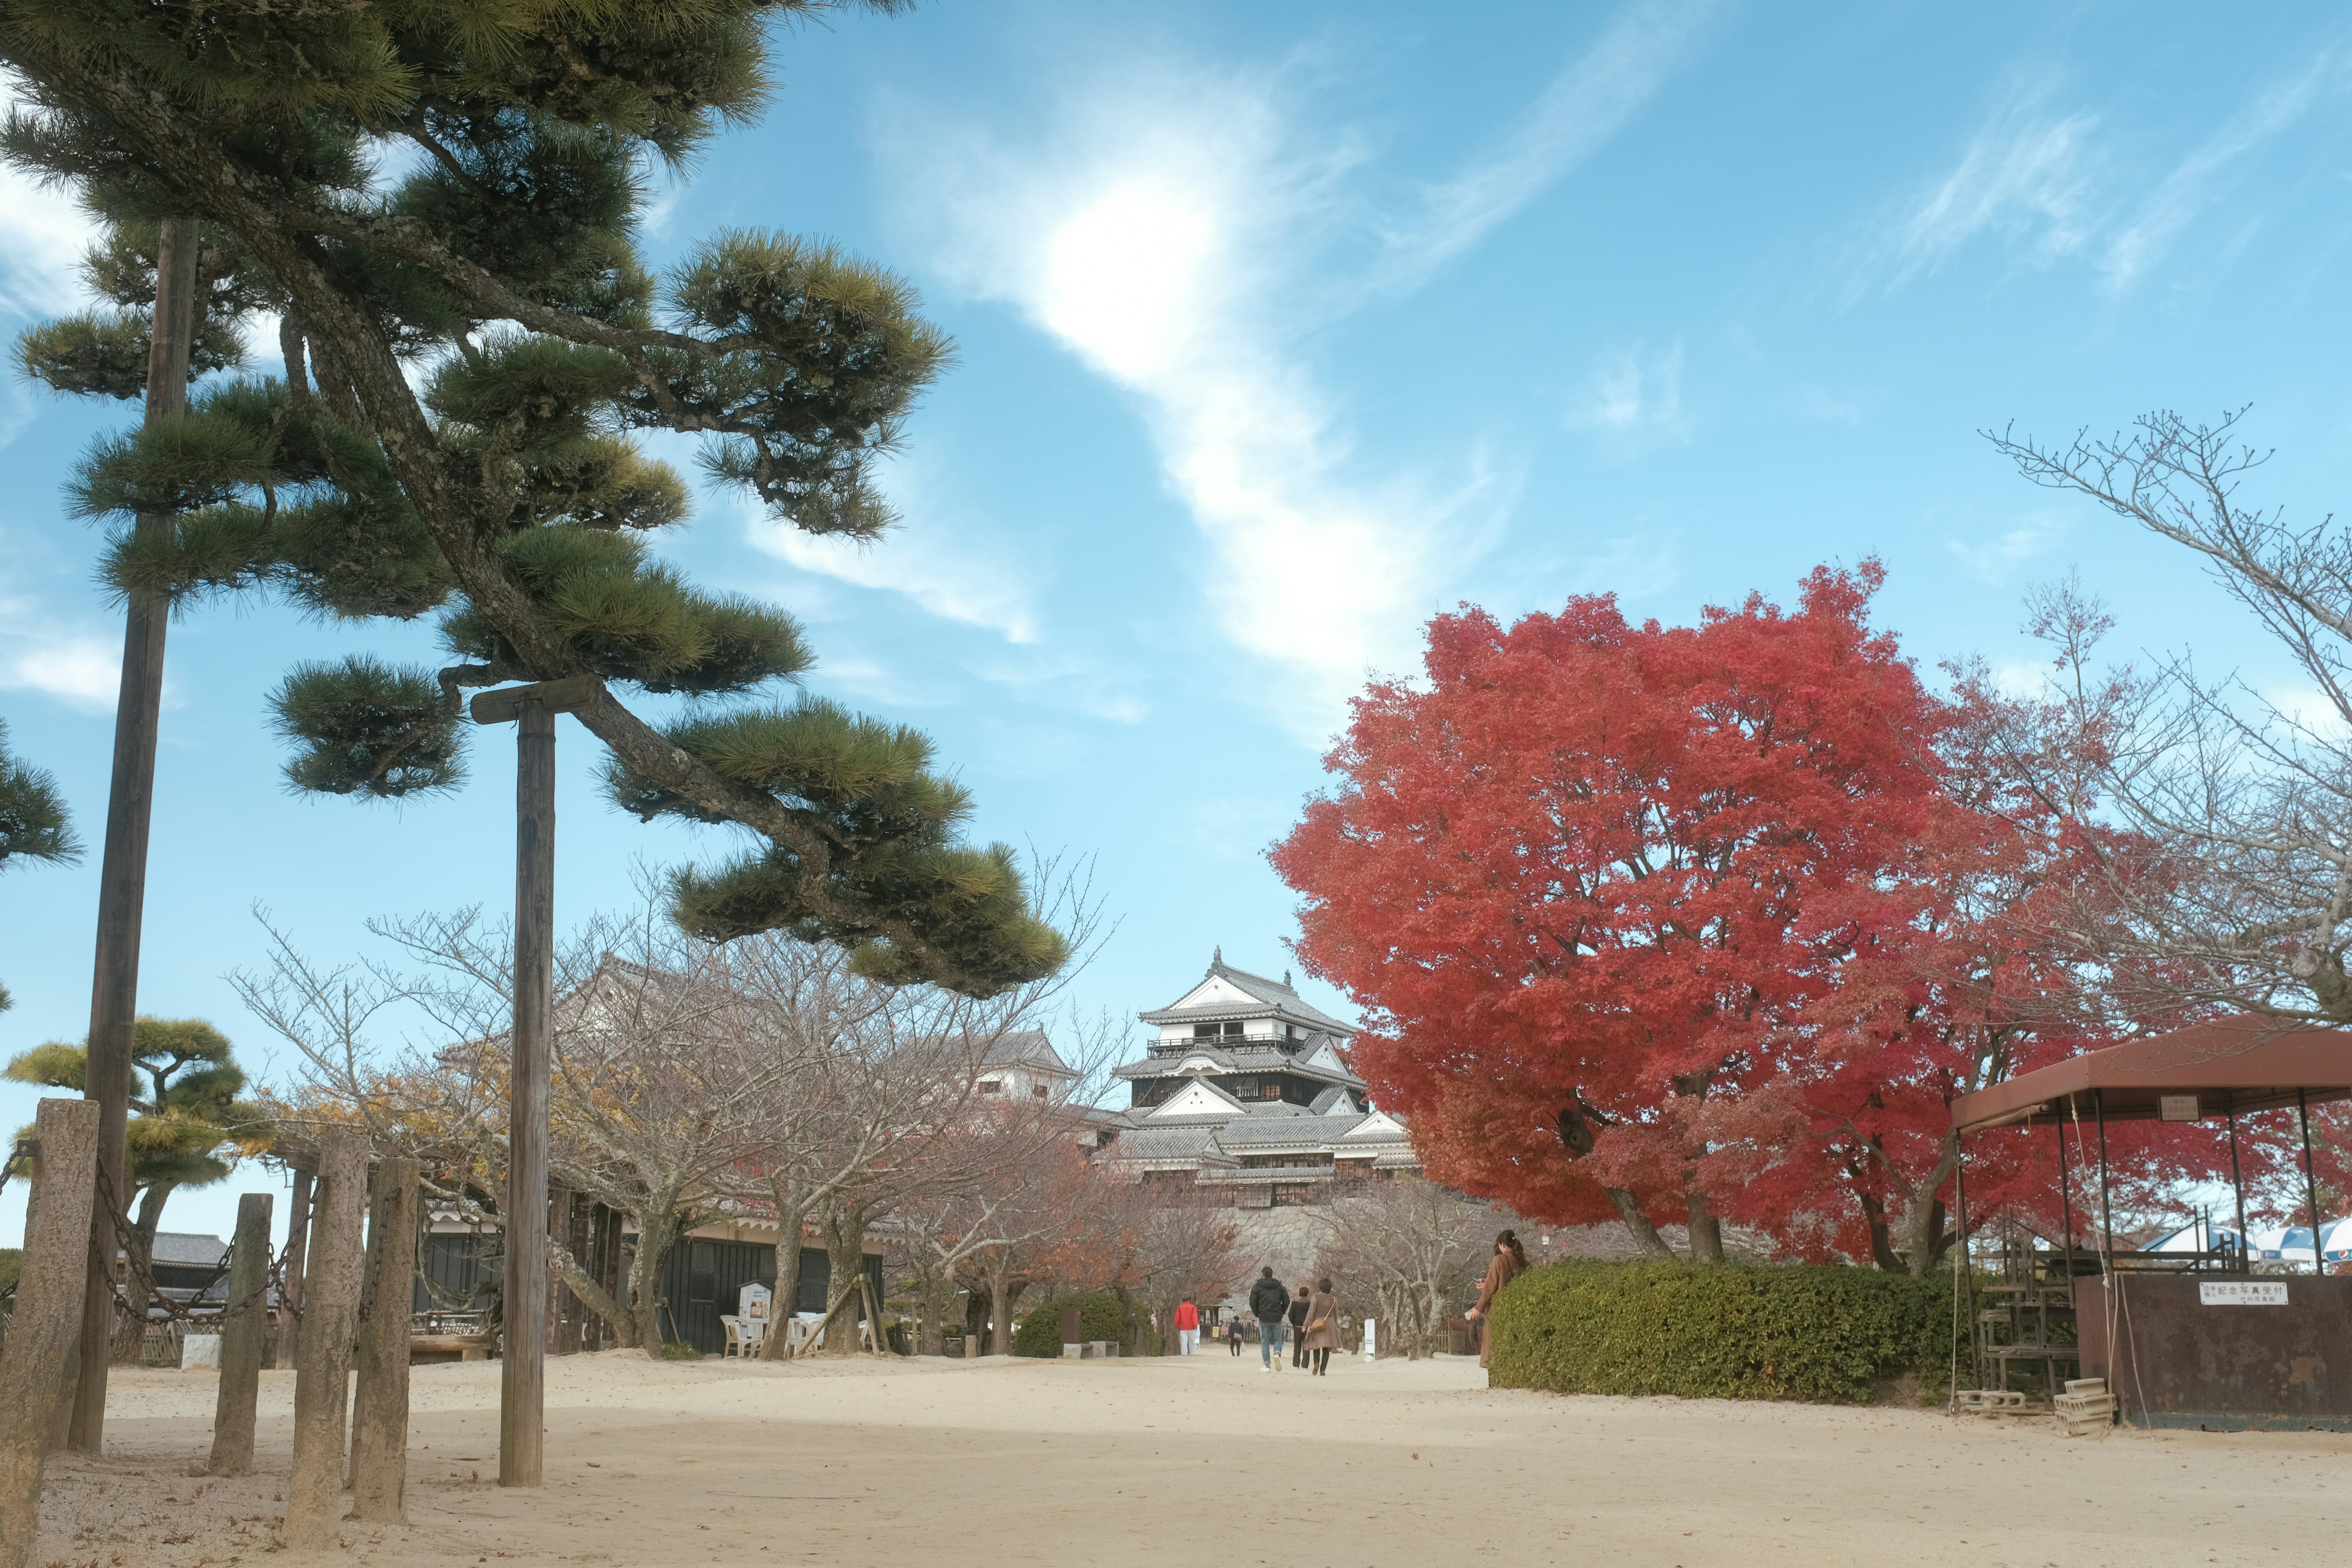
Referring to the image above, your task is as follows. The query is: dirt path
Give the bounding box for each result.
[34,1351,2346,1567]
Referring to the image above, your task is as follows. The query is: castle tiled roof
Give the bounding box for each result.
[1138,952,1355,1036]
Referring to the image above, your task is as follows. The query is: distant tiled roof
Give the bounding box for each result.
[147,1232,229,1268]
[1214,1114,1368,1146]
[979,1029,1074,1076]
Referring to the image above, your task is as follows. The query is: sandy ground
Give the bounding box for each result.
[31,1350,2348,1568]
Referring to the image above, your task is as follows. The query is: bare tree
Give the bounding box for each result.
[1313,1177,1492,1359]
[241,896,807,1356]
[1986,409,2352,1022]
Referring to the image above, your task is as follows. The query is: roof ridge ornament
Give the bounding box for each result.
[1211,945,1222,971]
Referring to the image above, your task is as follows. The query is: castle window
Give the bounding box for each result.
[1222,1022,1245,1037]
[978,1080,1003,1095]
[1260,1082,1281,1099]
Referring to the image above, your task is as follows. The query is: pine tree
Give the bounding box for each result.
[6,1018,263,1286]
[0,717,83,1013]
[3,0,1068,1445]
[2,0,1062,994]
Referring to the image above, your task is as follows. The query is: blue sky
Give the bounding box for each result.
[6,0,2352,1247]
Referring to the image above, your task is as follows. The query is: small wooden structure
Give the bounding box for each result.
[1950,1015,2352,1431]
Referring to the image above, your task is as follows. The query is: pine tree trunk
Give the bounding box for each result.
[72,213,200,1451]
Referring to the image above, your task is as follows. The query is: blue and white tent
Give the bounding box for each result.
[2137,1218,2245,1255]
[2247,1217,2352,1264]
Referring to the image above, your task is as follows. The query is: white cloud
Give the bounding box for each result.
[0,585,120,712]
[871,10,1716,734]
[2101,48,2352,291]
[742,454,1043,645]
[1945,519,2063,585]
[0,76,96,323]
[1375,0,1724,288]
[880,67,1503,731]
[1567,344,1689,452]
[1884,74,2102,286]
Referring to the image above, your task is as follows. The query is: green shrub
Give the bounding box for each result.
[1488,1260,1961,1404]
[1011,1291,1129,1357]
[659,1338,704,1360]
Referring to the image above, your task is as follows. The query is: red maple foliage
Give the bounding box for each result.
[1273,565,2249,1268]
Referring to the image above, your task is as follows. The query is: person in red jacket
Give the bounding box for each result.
[1174,1298,1200,1356]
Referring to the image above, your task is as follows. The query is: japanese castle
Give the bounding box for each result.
[1093,951,1418,1205]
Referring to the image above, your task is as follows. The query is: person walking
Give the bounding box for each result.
[1175,1297,1200,1356]
[1302,1277,1341,1376]
[1247,1266,1290,1373]
[1286,1280,1312,1369]
[1463,1228,1529,1368]
[1225,1314,1243,1356]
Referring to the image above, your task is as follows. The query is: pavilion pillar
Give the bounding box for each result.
[2297,1090,2326,1278]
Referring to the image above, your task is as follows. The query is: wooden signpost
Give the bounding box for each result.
[471,673,596,1490]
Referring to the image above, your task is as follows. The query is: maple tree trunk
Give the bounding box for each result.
[1558,1100,1676,1260]
[1893,1136,1960,1276]
[814,1201,867,1357]
[1855,1190,1906,1272]
[627,1207,675,1358]
[916,1264,952,1356]
[759,1194,809,1360]
[548,1239,634,1347]
[1683,1193,1724,1264]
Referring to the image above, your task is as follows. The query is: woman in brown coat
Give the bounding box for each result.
[1464,1229,1528,1368]
[1301,1277,1341,1375]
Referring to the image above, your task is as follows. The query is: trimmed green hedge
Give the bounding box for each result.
[1012,1291,1129,1357]
[1487,1260,1961,1404]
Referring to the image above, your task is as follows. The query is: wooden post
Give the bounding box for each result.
[72,215,201,1453]
[351,1157,418,1521]
[283,1134,366,1552]
[471,675,593,1489]
[0,1101,100,1568]
[275,1164,312,1369]
[2297,1090,2326,1278]
[206,1192,274,1476]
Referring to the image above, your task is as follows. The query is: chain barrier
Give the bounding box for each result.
[89,1166,295,1332]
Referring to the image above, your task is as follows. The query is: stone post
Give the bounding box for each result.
[282,1134,366,1552]
[351,1157,418,1522]
[0,1099,101,1568]
[274,1164,312,1370]
[206,1192,274,1476]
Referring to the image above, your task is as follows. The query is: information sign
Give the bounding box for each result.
[2199,1281,2287,1306]
[2159,1094,2201,1122]
[739,1281,772,1326]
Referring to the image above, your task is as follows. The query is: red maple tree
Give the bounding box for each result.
[1274,565,1955,1260]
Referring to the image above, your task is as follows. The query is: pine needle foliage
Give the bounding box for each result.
[0,716,82,1012]
[2,0,1064,994]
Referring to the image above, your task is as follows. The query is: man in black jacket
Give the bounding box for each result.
[1247,1267,1290,1373]
[1287,1281,1313,1368]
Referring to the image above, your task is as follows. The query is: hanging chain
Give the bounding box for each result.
[88,1166,296,1330]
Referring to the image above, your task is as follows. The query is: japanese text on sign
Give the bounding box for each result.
[2198,1281,2287,1306]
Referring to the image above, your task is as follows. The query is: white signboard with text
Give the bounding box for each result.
[2199,1281,2287,1306]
